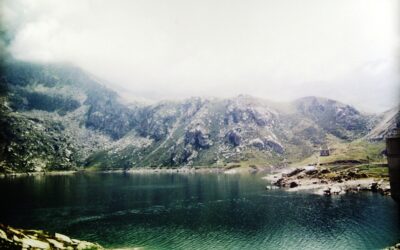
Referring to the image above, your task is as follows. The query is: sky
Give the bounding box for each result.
[1,0,399,113]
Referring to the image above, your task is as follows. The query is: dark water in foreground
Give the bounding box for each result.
[1,172,400,250]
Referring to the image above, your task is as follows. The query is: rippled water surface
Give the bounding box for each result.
[1,172,400,249]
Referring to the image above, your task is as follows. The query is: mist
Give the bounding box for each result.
[2,0,399,112]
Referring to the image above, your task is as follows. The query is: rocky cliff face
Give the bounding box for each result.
[294,96,372,140]
[0,59,388,172]
[366,106,399,141]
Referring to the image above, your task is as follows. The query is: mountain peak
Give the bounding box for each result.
[0,60,385,171]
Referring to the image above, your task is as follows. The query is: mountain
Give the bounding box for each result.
[366,106,399,141]
[0,59,389,172]
[294,96,375,140]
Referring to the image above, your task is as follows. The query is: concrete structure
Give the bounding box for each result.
[387,128,400,202]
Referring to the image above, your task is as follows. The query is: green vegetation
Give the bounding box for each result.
[297,136,386,166]
[295,136,387,179]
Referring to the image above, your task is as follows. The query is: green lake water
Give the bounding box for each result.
[0,172,399,249]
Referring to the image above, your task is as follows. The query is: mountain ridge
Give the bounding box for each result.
[0,59,396,172]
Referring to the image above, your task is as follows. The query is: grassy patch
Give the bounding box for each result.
[295,137,386,167]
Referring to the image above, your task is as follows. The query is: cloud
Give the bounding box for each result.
[2,0,400,112]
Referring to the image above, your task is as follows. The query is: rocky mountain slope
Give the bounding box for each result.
[0,58,395,172]
[366,106,399,141]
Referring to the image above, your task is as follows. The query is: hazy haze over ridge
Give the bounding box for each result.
[2,0,399,113]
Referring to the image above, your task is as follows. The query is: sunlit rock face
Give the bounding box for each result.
[366,107,400,141]
[0,224,103,250]
[1,59,384,171]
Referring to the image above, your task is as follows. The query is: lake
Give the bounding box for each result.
[0,172,399,249]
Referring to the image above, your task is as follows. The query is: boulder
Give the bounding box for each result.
[305,169,318,175]
[273,178,286,187]
[22,238,50,249]
[286,168,304,177]
[370,182,378,192]
[248,137,284,154]
[55,233,72,244]
[378,185,391,196]
[348,171,356,178]
[289,182,298,188]
[249,138,264,150]
[264,139,284,154]
[323,187,331,196]
[0,229,7,240]
[226,130,241,147]
[47,239,64,249]
[320,169,331,174]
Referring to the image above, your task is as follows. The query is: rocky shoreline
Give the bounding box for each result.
[0,224,103,249]
[0,165,268,178]
[388,243,400,250]
[264,166,390,196]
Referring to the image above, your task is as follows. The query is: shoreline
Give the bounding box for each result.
[0,165,270,178]
[263,166,390,196]
[0,224,103,250]
[0,165,391,197]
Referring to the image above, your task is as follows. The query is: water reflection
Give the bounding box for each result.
[0,172,399,249]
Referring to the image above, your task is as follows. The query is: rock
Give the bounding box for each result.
[370,182,378,192]
[55,233,72,244]
[264,139,285,154]
[249,138,264,150]
[226,130,241,147]
[185,126,212,149]
[273,178,286,187]
[305,169,318,175]
[378,185,391,196]
[304,165,316,171]
[47,238,65,249]
[289,181,298,188]
[341,171,368,180]
[320,169,331,174]
[331,186,342,195]
[85,94,133,140]
[0,224,104,249]
[286,168,304,177]
[0,229,7,240]
[22,238,50,249]
[330,175,343,182]
[248,137,284,154]
[322,187,331,196]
